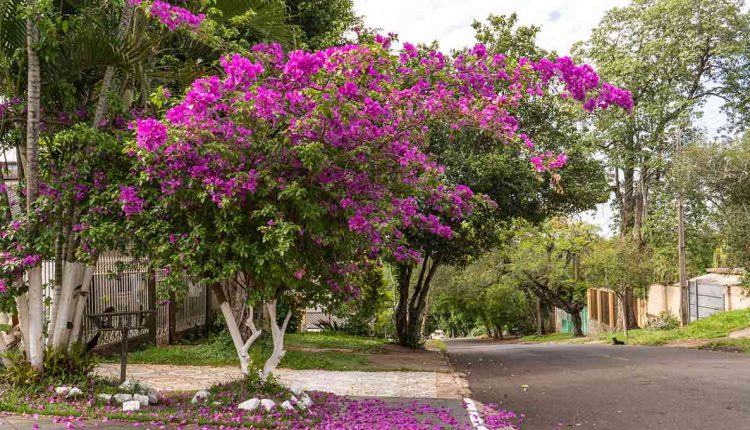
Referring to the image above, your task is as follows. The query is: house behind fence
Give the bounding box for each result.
[42,252,213,353]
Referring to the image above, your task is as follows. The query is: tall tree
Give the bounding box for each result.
[575,0,750,327]
[508,219,598,337]
[676,133,750,277]
[393,14,613,347]
[23,0,44,371]
[284,0,359,49]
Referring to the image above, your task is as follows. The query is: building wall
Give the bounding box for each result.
[728,285,750,311]
[646,284,682,320]
[646,281,750,322]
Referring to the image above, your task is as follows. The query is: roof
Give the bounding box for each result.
[689,272,743,286]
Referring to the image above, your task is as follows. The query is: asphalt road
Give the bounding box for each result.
[446,339,750,430]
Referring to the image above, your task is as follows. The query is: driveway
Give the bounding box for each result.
[446,339,750,430]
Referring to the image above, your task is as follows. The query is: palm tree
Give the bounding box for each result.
[24,0,44,372]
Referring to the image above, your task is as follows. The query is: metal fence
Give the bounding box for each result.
[41,253,211,350]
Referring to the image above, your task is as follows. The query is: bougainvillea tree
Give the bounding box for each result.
[121,35,631,376]
[0,0,306,367]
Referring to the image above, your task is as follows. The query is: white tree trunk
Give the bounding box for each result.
[15,291,30,358]
[0,313,16,366]
[261,300,291,381]
[67,264,95,349]
[47,285,60,347]
[50,261,85,349]
[27,266,44,370]
[218,300,261,375]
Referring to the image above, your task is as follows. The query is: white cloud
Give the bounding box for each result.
[354,0,629,55]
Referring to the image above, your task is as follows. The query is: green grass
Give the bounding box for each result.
[515,309,750,347]
[284,332,385,351]
[424,339,447,352]
[120,332,386,371]
[591,308,750,346]
[519,332,576,343]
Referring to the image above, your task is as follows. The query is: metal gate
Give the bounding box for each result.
[688,280,725,322]
[560,307,588,335]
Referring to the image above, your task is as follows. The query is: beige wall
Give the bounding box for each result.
[728,286,750,311]
[647,283,750,322]
[646,284,682,320]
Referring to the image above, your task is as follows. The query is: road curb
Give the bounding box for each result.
[463,398,489,430]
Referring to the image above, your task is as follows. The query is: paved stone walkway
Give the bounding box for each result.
[0,416,126,430]
[96,364,465,398]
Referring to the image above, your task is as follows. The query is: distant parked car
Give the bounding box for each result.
[430,329,446,340]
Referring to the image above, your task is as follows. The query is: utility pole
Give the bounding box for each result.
[676,127,688,328]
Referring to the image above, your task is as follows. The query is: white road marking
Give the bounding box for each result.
[463,398,489,430]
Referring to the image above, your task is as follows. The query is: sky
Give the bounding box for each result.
[353,0,729,236]
[353,0,629,55]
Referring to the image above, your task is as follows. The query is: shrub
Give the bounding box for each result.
[470,326,488,338]
[646,311,680,331]
[0,345,98,389]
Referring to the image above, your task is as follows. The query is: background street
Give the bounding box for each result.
[447,340,750,430]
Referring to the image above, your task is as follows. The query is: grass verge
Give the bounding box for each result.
[518,309,750,348]
[591,308,750,346]
[119,332,386,371]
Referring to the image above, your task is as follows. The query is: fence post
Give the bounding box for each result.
[147,270,157,345]
[168,290,177,344]
[204,283,212,338]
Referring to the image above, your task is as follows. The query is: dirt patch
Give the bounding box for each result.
[365,344,451,372]
[664,339,714,349]
[699,343,745,353]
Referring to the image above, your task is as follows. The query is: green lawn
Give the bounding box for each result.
[119,332,386,371]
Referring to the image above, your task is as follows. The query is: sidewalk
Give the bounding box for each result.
[0,416,123,430]
[96,363,468,399]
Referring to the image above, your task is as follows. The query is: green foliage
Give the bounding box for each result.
[646,311,681,331]
[0,345,98,388]
[510,219,596,310]
[284,0,359,50]
[211,372,292,403]
[676,135,750,277]
[332,267,391,336]
[397,13,610,347]
[430,250,535,339]
[574,0,750,243]
[584,237,654,299]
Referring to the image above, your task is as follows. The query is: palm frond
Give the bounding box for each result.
[0,0,25,59]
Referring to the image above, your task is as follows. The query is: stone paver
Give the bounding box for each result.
[728,327,750,338]
[0,416,130,430]
[96,364,465,398]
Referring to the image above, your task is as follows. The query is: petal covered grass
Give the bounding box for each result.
[0,376,521,429]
